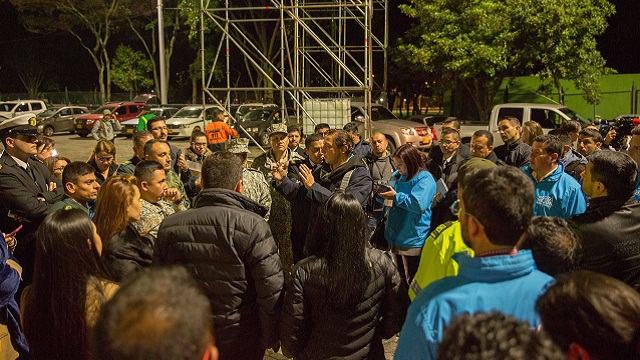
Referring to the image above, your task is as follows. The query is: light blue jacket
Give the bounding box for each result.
[635,171,640,202]
[384,170,436,249]
[395,250,554,360]
[522,163,587,218]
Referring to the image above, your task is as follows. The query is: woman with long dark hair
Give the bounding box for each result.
[22,209,118,360]
[93,174,151,282]
[281,193,406,359]
[378,144,436,285]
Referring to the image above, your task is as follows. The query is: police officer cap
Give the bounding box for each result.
[0,114,38,137]
[267,123,288,138]
[226,138,250,154]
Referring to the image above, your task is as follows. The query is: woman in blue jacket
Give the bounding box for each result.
[379,144,436,285]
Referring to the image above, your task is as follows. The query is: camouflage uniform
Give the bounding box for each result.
[132,199,176,238]
[251,148,306,275]
[165,169,191,210]
[242,167,272,221]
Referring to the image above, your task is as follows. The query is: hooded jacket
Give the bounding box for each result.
[570,195,640,291]
[522,163,587,218]
[280,248,407,359]
[154,188,284,353]
[560,148,587,182]
[395,251,554,360]
[384,169,437,249]
[307,154,373,208]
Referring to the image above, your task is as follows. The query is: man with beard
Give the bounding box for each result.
[395,166,553,360]
[273,130,372,259]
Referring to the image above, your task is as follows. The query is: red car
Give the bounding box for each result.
[75,102,143,137]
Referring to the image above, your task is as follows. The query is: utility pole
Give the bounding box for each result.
[157,0,168,104]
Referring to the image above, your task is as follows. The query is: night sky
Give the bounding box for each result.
[0,0,638,93]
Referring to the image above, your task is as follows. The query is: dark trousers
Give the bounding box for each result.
[217,343,265,360]
[394,254,420,286]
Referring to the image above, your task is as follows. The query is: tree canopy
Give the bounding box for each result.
[399,0,615,121]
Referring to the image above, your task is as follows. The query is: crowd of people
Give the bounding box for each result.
[0,111,638,360]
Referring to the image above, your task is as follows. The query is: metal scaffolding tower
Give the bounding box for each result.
[198,0,388,136]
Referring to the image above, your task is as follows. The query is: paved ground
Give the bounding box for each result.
[264,336,399,359]
[43,133,400,360]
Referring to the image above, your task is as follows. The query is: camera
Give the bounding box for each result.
[593,115,640,150]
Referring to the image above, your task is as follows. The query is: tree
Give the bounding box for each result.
[111,45,154,98]
[127,0,185,98]
[10,0,153,102]
[399,0,614,121]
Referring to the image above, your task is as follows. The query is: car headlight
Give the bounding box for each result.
[86,120,94,125]
[401,127,415,136]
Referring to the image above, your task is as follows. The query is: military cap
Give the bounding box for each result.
[267,123,288,138]
[226,138,250,154]
[458,157,497,185]
[0,113,38,137]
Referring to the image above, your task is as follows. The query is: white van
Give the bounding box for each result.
[0,100,47,119]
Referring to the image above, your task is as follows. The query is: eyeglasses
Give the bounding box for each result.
[192,142,208,147]
[441,140,459,146]
[97,156,114,163]
[54,166,66,172]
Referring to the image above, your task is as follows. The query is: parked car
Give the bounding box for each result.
[0,100,47,119]
[36,106,90,136]
[350,102,432,152]
[235,103,277,122]
[452,103,591,147]
[75,102,143,137]
[119,107,179,137]
[235,107,298,146]
[165,105,225,139]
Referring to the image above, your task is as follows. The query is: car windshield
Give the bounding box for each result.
[132,95,152,102]
[174,108,203,118]
[94,105,116,114]
[244,109,272,121]
[370,106,397,121]
[559,107,590,124]
[0,103,17,112]
[39,108,58,117]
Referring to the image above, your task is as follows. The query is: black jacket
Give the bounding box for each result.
[103,224,155,282]
[280,249,407,359]
[569,195,640,291]
[494,138,532,168]
[154,188,284,352]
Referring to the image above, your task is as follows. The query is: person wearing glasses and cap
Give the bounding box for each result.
[0,116,64,288]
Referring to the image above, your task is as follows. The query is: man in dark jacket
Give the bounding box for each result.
[0,116,64,287]
[274,129,372,252]
[155,152,284,360]
[364,132,395,232]
[470,130,506,166]
[569,150,640,291]
[494,116,532,167]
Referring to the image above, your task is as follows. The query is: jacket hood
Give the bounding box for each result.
[325,154,367,183]
[454,250,538,282]
[194,188,268,217]
[561,149,588,166]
